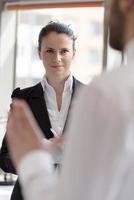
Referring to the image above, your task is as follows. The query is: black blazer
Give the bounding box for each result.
[0,77,83,200]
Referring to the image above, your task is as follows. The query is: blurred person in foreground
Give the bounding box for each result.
[6,0,134,200]
[0,21,83,200]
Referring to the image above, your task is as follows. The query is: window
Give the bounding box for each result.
[15,7,104,86]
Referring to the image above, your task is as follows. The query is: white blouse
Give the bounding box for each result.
[41,74,73,136]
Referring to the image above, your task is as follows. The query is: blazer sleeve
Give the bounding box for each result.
[0,88,21,174]
[0,134,16,174]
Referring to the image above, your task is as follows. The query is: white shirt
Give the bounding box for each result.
[41,75,73,136]
[18,39,134,200]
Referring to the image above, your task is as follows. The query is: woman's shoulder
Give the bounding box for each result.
[11,82,42,99]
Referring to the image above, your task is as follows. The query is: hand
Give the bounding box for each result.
[6,99,49,168]
[49,136,65,164]
[49,135,64,151]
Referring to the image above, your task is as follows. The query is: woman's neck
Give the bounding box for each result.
[46,73,71,111]
[46,73,70,94]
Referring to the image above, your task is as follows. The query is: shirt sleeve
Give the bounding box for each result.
[17,80,134,200]
[55,82,134,200]
[17,150,57,200]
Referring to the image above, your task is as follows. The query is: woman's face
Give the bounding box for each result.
[39,31,75,78]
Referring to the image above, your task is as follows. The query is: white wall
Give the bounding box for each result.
[0,10,17,145]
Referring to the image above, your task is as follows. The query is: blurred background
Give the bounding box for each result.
[0,0,122,199]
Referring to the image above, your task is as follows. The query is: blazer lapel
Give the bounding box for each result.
[63,77,83,133]
[28,83,53,139]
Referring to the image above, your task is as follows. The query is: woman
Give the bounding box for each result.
[0,21,83,200]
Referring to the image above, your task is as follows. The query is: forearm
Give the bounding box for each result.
[18,150,56,200]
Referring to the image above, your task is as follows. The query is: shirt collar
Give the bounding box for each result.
[41,74,73,93]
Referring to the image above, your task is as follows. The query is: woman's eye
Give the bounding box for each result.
[61,49,68,54]
[46,49,53,53]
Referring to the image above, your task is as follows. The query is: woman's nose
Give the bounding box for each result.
[53,52,62,63]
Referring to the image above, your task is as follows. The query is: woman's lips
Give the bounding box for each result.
[51,65,63,68]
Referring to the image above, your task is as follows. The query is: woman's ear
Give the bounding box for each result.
[73,49,76,58]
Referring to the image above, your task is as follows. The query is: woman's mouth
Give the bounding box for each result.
[51,65,63,68]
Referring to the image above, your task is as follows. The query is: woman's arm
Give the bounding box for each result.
[0,135,16,174]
